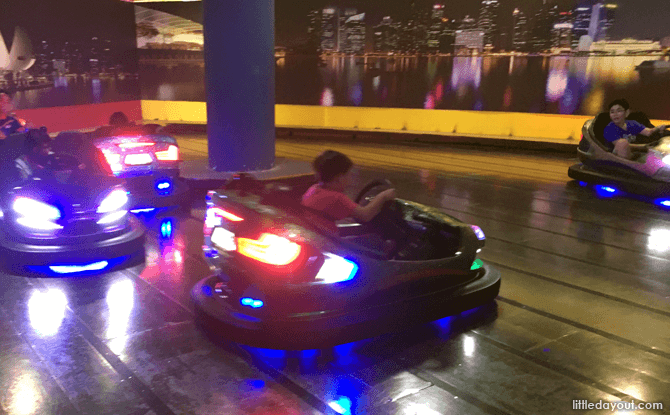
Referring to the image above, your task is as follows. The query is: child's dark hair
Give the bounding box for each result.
[109,111,130,126]
[608,98,630,111]
[0,88,11,98]
[313,150,353,183]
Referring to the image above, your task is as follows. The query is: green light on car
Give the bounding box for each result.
[471,259,483,271]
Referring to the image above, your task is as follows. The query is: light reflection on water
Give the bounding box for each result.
[273,54,670,118]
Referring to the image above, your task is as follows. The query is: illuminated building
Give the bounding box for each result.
[588,3,617,42]
[572,1,593,48]
[339,8,358,52]
[459,15,477,31]
[478,0,499,48]
[530,1,558,52]
[320,8,338,52]
[307,10,321,52]
[342,13,366,54]
[427,4,445,52]
[373,17,400,53]
[590,39,661,54]
[512,8,529,51]
[454,30,485,55]
[552,12,574,50]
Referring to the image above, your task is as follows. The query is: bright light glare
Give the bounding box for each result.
[240,297,264,308]
[211,227,236,251]
[210,207,244,222]
[103,150,122,172]
[403,404,442,415]
[315,253,358,283]
[663,155,670,165]
[237,233,301,266]
[49,261,109,274]
[131,207,155,213]
[13,197,60,220]
[9,373,40,415]
[98,210,128,224]
[463,335,475,357]
[124,153,153,165]
[156,145,179,161]
[98,189,129,213]
[156,181,171,190]
[657,199,670,207]
[328,397,352,414]
[470,225,485,240]
[106,279,135,344]
[16,217,63,230]
[28,289,67,336]
[647,229,670,253]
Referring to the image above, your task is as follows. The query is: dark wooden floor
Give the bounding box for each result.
[1,138,668,414]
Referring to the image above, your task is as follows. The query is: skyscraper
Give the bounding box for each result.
[320,8,338,52]
[530,1,558,52]
[427,4,445,52]
[478,0,500,47]
[339,8,358,52]
[552,12,574,49]
[373,17,399,53]
[572,1,593,48]
[512,8,529,51]
[342,13,366,54]
[588,3,616,42]
[307,10,322,52]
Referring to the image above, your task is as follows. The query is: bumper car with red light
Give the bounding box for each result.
[0,150,145,275]
[93,132,188,210]
[192,175,501,349]
[569,112,670,203]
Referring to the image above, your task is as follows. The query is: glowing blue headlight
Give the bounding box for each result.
[315,253,358,284]
[156,179,173,194]
[97,189,129,213]
[470,225,486,241]
[656,199,670,208]
[595,185,619,197]
[240,297,264,308]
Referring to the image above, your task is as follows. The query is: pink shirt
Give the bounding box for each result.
[301,184,358,221]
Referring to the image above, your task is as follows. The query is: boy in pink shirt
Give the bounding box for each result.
[302,150,396,222]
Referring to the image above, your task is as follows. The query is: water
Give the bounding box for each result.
[11,75,140,110]
[15,55,670,120]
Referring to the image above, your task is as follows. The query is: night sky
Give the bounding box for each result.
[2,0,669,51]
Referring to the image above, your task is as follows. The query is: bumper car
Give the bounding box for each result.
[92,127,188,211]
[568,112,670,199]
[192,175,501,349]
[0,132,145,275]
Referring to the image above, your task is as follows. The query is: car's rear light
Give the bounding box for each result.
[103,151,123,172]
[124,153,153,165]
[204,207,244,236]
[156,145,179,161]
[118,142,154,149]
[237,233,301,266]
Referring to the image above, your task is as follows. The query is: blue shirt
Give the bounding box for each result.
[603,120,646,144]
[0,116,24,137]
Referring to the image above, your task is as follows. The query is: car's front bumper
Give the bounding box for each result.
[122,172,190,209]
[568,163,670,197]
[191,262,501,350]
[0,217,145,273]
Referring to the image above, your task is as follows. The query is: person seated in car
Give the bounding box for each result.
[15,128,53,180]
[604,99,667,159]
[93,111,158,138]
[302,150,396,222]
[0,89,28,139]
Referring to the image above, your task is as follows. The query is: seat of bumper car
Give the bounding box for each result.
[592,112,614,151]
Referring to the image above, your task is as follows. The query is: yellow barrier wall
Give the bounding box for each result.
[141,100,670,143]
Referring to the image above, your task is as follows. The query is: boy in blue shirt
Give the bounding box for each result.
[604,99,666,159]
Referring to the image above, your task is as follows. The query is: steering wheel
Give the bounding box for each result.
[355,179,394,205]
[354,179,415,249]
